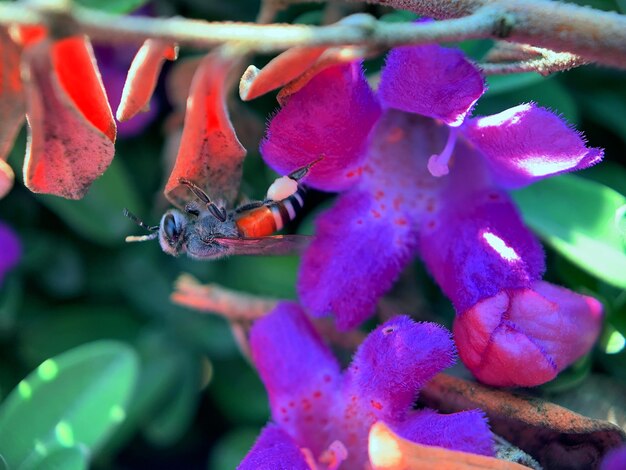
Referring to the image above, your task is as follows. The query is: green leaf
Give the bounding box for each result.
[578,91,626,145]
[0,341,139,468]
[74,0,149,14]
[143,352,202,446]
[208,427,260,470]
[36,159,143,246]
[484,73,548,96]
[512,174,626,288]
[31,446,88,470]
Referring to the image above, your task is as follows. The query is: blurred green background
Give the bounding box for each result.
[0,0,625,468]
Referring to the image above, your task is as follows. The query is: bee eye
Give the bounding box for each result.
[163,213,179,241]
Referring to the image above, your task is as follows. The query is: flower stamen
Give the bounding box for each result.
[427,127,458,177]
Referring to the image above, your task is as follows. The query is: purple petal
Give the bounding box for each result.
[299,111,451,330]
[261,63,380,192]
[0,222,20,283]
[420,188,545,313]
[393,409,494,456]
[298,191,417,330]
[249,302,341,455]
[602,445,626,470]
[378,45,485,126]
[238,424,309,470]
[343,317,455,422]
[465,103,603,188]
[454,280,603,387]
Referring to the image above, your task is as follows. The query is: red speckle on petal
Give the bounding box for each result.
[302,398,312,411]
[395,218,407,226]
[313,390,322,398]
[289,401,295,407]
[323,374,332,383]
[371,209,381,218]
[371,400,383,410]
[375,190,385,200]
[280,407,288,414]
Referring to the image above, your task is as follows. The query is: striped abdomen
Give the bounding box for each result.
[235,188,306,238]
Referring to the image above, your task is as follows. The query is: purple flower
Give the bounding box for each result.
[261,40,603,387]
[239,302,493,469]
[0,222,20,284]
[601,445,626,470]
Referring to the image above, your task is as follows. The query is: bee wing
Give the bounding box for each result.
[214,235,312,256]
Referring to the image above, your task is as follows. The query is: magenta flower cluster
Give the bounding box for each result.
[239,303,494,468]
[260,39,604,387]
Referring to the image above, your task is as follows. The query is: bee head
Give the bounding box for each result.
[159,209,188,256]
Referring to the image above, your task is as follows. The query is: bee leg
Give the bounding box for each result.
[235,201,265,213]
[287,155,324,182]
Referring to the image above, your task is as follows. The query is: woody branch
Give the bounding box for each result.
[0,0,624,70]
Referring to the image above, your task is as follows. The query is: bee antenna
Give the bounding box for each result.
[288,155,325,181]
[123,208,159,232]
[125,233,159,243]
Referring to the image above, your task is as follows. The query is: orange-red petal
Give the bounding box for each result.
[368,422,529,470]
[0,27,25,199]
[239,46,327,101]
[165,49,246,208]
[117,39,178,121]
[52,36,116,142]
[23,38,115,199]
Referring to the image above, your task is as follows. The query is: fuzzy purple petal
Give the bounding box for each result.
[420,188,545,313]
[465,103,603,188]
[454,280,603,387]
[378,45,485,127]
[249,302,341,455]
[393,409,494,456]
[601,445,626,470]
[343,317,455,422]
[298,191,417,330]
[261,63,380,192]
[299,111,450,330]
[238,424,309,470]
[0,222,20,283]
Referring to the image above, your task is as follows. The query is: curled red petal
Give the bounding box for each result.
[117,39,178,121]
[23,39,115,199]
[239,46,327,101]
[52,36,116,142]
[165,49,246,208]
[0,27,25,196]
[454,281,603,387]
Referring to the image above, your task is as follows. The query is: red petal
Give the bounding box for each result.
[0,27,25,169]
[368,422,527,470]
[165,50,246,208]
[52,36,116,142]
[166,57,201,111]
[239,46,327,101]
[23,39,115,199]
[0,160,14,199]
[117,39,178,121]
[13,25,47,47]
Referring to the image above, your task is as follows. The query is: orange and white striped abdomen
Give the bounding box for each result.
[235,188,305,238]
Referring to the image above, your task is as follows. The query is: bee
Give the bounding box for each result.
[123,160,320,259]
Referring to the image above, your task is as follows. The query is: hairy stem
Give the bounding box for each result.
[1,0,624,69]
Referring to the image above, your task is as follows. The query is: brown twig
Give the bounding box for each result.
[171,274,278,321]
[481,47,586,76]
[1,1,625,69]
